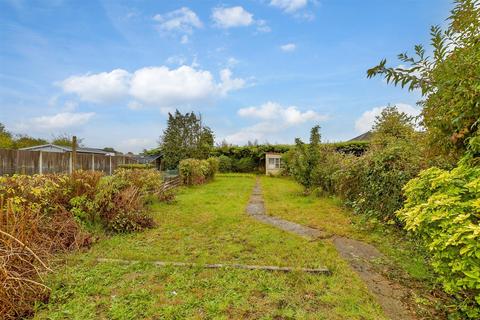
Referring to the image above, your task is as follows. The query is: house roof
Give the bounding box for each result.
[20,144,110,155]
[348,131,373,142]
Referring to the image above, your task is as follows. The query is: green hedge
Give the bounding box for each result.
[210,142,369,173]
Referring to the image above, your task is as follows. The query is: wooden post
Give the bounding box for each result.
[72,136,77,174]
[109,156,112,175]
[91,153,95,171]
[39,151,43,174]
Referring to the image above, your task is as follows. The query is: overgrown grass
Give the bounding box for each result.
[35,174,386,319]
[260,176,432,278]
[260,175,447,316]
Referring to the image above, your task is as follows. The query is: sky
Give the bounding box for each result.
[0,0,452,153]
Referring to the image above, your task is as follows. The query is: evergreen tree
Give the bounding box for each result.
[159,110,214,169]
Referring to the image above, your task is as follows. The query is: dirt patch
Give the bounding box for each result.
[246,178,416,320]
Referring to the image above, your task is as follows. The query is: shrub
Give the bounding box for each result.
[233,157,256,173]
[118,164,154,170]
[332,154,364,203]
[206,157,220,178]
[329,141,370,156]
[218,155,232,172]
[179,158,218,185]
[397,160,480,318]
[113,168,163,195]
[309,145,344,194]
[94,178,155,233]
[344,140,422,222]
[0,168,174,318]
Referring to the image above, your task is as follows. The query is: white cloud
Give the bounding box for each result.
[129,66,216,106]
[211,6,270,32]
[355,103,420,133]
[218,68,246,94]
[226,57,239,68]
[60,65,246,108]
[256,19,271,33]
[224,122,277,145]
[27,112,95,130]
[211,6,254,28]
[280,43,296,52]
[270,0,308,13]
[238,101,326,124]
[166,55,187,66]
[153,7,202,33]
[227,102,327,144]
[62,101,78,112]
[59,69,130,103]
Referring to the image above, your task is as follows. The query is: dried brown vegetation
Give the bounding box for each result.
[0,168,170,319]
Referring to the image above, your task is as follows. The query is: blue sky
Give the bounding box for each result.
[0,0,451,152]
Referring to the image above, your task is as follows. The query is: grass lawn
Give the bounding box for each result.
[260,175,442,315]
[34,174,386,320]
[260,175,432,280]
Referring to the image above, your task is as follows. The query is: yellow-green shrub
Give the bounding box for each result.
[397,161,480,318]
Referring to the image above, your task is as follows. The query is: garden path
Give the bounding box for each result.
[246,177,416,320]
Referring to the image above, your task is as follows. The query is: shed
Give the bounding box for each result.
[265,152,283,175]
[134,154,163,170]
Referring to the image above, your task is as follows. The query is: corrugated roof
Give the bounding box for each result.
[20,144,110,155]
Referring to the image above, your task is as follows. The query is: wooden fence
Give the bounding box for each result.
[161,175,182,191]
[0,149,138,176]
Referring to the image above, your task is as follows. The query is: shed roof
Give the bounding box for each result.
[20,144,110,155]
[134,154,162,164]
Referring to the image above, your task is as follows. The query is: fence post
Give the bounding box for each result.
[92,153,95,171]
[39,151,43,174]
[71,136,77,174]
[109,156,112,175]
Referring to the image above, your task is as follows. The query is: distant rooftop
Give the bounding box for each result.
[348,131,372,142]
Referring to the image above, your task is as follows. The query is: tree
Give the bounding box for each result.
[13,135,48,149]
[51,134,84,147]
[370,105,417,147]
[367,0,480,160]
[0,123,14,149]
[159,110,214,169]
[290,125,321,190]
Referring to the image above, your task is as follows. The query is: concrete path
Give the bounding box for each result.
[245,178,416,320]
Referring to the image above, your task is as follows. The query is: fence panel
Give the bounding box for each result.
[0,149,139,175]
[75,154,92,171]
[0,149,16,175]
[16,150,40,175]
[94,154,110,173]
[42,152,70,174]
